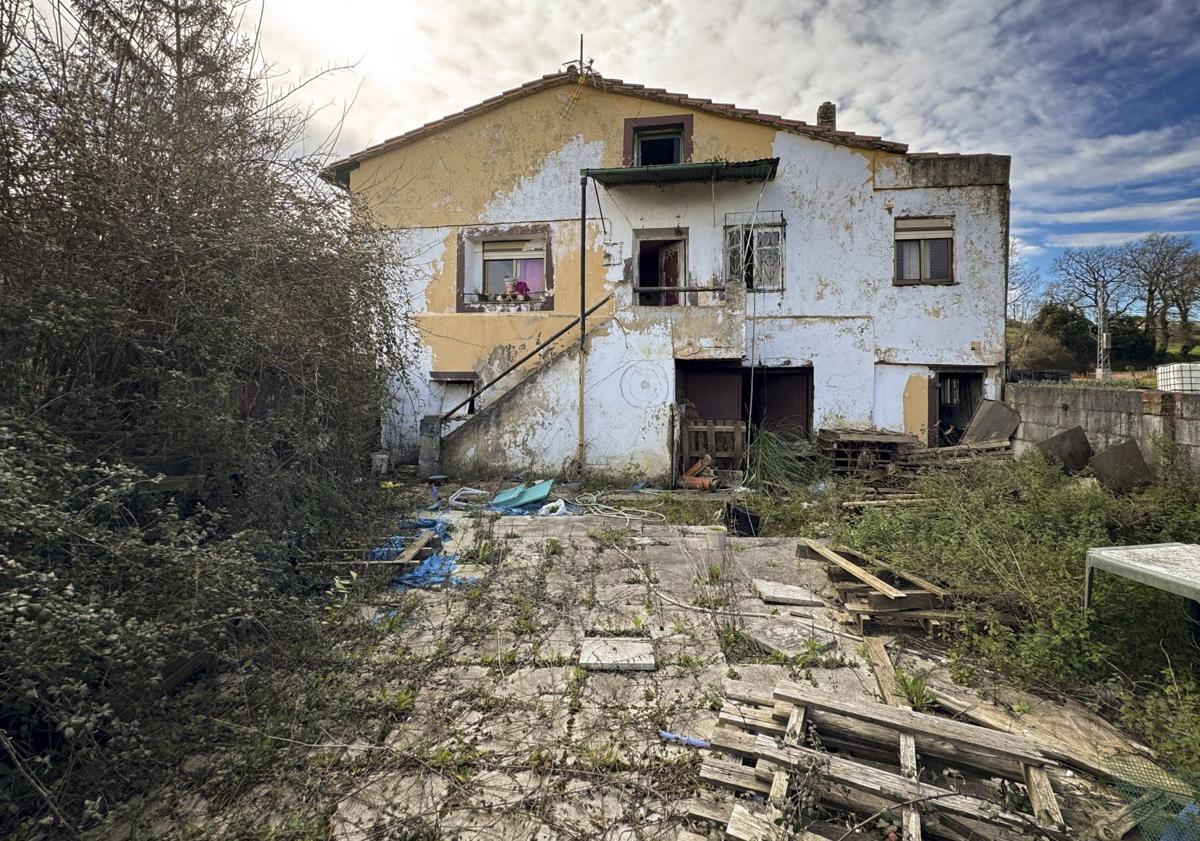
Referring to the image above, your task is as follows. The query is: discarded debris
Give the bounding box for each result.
[1089,439,1153,493]
[752,578,824,607]
[577,638,655,672]
[1036,425,1093,473]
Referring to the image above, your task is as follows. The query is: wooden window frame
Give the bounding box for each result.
[726,222,786,291]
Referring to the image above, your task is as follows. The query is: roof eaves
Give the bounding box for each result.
[321,71,911,183]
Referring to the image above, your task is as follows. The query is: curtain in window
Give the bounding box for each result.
[516,258,544,293]
[896,240,921,281]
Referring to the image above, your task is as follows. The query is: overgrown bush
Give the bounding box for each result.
[1010,330,1077,372]
[0,415,298,830]
[836,451,1200,772]
[0,1,405,832]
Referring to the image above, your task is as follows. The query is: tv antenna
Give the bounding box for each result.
[559,34,598,120]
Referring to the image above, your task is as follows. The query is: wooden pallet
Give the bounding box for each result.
[690,678,1069,841]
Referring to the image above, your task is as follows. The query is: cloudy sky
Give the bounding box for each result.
[251,0,1200,276]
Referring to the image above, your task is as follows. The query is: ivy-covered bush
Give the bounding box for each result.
[0,415,297,827]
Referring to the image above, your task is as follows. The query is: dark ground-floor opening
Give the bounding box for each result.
[675,360,814,473]
[931,368,984,446]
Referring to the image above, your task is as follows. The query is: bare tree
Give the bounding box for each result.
[1050,246,1132,377]
[1122,234,1193,355]
[1007,237,1042,324]
[1166,251,1200,356]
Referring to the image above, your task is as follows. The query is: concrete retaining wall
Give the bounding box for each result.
[1006,383,1200,467]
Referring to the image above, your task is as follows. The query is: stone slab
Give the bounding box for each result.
[578,638,656,671]
[743,617,836,657]
[1035,425,1093,473]
[1089,439,1153,493]
[963,399,1022,444]
[753,578,824,607]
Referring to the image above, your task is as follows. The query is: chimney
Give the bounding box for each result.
[817,101,836,130]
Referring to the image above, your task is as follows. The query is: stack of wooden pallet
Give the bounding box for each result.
[683,646,1069,841]
[895,440,1013,472]
[818,429,918,476]
[798,539,957,635]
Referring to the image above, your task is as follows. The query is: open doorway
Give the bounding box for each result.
[931,369,984,445]
[637,237,685,306]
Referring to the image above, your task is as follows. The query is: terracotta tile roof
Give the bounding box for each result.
[323,70,910,184]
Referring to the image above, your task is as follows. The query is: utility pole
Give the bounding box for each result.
[1096,286,1111,380]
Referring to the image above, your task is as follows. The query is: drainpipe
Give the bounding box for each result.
[577,174,587,477]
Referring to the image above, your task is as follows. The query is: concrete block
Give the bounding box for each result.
[1089,440,1153,493]
[962,399,1021,444]
[417,415,442,478]
[1035,426,1093,473]
[753,579,824,607]
[578,638,655,671]
[743,617,836,657]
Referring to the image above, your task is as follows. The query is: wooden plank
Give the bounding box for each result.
[838,547,950,597]
[773,681,1052,766]
[686,796,734,826]
[718,702,786,737]
[867,590,941,611]
[709,726,760,759]
[700,755,771,795]
[864,636,922,841]
[751,735,1054,836]
[726,804,783,840]
[863,636,904,705]
[768,704,806,813]
[726,804,782,840]
[800,539,905,599]
[1023,764,1064,829]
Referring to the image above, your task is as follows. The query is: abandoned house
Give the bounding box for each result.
[324,70,1010,480]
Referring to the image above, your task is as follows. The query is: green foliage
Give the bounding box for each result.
[1010,330,1077,371]
[1110,315,1157,366]
[1031,303,1094,370]
[0,415,297,827]
[747,428,828,493]
[834,450,1200,772]
[0,0,405,832]
[895,668,935,712]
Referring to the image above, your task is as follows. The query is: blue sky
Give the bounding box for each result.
[255,0,1200,281]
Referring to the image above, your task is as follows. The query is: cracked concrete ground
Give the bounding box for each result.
[329,511,875,840]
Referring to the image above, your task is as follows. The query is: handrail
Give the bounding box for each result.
[440,293,614,422]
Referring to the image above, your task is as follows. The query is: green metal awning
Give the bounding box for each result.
[582,158,779,186]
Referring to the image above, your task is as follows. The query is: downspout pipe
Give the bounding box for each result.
[577,174,588,476]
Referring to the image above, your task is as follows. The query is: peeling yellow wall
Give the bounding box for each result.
[349,84,777,379]
[350,86,776,228]
[902,373,931,441]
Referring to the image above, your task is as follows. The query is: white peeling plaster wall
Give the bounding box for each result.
[391,126,1006,464]
[385,227,449,458]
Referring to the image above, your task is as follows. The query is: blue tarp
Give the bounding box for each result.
[364,518,476,590]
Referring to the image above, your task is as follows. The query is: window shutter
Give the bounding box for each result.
[926,238,951,280]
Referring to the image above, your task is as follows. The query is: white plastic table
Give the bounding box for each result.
[1084,543,1200,611]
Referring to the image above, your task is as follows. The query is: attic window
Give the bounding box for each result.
[894,217,954,286]
[636,128,682,165]
[623,115,694,166]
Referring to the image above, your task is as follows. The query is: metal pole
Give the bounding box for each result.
[577,175,588,475]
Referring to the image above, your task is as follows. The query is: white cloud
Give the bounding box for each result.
[1044,230,1200,248]
[1025,196,1200,224]
[245,0,1200,244]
